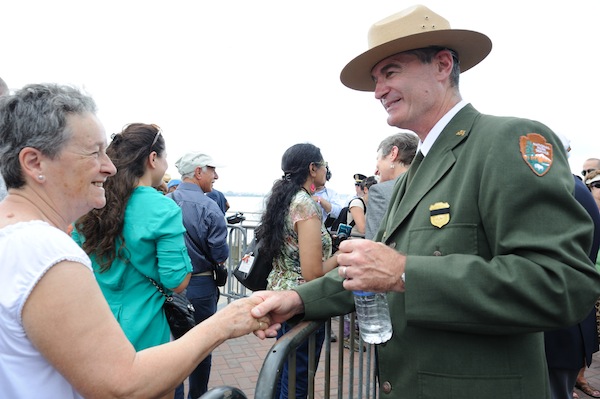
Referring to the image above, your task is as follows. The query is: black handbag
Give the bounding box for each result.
[214,263,228,287]
[233,238,272,291]
[148,277,196,339]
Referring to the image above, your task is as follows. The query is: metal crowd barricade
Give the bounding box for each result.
[221,210,261,302]
[200,386,248,399]
[254,318,378,399]
[221,223,250,302]
[208,211,378,399]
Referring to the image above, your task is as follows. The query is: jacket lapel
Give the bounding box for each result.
[383,104,480,243]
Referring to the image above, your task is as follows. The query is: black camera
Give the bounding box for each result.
[226,212,246,225]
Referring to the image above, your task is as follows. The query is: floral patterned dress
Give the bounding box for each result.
[266,189,332,291]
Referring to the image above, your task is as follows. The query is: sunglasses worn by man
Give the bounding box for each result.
[582,168,596,177]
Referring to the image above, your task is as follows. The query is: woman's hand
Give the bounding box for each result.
[211,296,277,340]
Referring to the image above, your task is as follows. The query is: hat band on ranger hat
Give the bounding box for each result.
[340,4,492,92]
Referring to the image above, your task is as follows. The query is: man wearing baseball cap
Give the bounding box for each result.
[169,151,228,398]
[251,5,600,398]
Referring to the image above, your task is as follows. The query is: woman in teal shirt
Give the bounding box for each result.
[73,123,192,351]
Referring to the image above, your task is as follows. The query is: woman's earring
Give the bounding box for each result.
[38,175,45,181]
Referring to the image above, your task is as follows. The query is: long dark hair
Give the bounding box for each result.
[256,143,323,262]
[75,123,165,271]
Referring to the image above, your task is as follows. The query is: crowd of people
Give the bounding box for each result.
[2,4,600,399]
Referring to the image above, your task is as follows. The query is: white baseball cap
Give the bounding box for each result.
[175,152,223,175]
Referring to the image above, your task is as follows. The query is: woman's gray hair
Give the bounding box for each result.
[377,132,419,165]
[0,83,97,189]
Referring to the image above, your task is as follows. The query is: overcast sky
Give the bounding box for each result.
[2,0,598,197]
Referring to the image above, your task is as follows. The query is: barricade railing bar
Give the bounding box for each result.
[221,223,251,301]
[202,214,378,398]
[200,386,248,399]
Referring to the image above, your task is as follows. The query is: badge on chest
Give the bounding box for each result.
[429,202,450,228]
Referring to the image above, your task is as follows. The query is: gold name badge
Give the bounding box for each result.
[429,202,450,228]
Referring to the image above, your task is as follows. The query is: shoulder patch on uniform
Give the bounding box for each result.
[519,133,553,176]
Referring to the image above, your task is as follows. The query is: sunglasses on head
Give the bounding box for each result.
[150,124,162,148]
[582,168,596,177]
[588,182,600,190]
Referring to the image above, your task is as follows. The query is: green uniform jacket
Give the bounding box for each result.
[295,104,600,398]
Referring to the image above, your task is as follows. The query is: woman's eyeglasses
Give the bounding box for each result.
[588,182,600,190]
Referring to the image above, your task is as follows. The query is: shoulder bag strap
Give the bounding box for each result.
[147,276,169,299]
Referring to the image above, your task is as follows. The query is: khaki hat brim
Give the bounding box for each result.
[340,29,492,92]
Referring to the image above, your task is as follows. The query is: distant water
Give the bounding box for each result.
[226,194,267,214]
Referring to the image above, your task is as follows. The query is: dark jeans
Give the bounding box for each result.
[174,275,219,399]
[548,367,579,399]
[275,321,326,399]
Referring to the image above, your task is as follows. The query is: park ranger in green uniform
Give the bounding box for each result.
[251,5,600,398]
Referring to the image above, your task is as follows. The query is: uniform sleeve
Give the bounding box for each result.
[295,268,355,318]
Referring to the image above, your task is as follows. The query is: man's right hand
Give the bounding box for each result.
[250,290,304,339]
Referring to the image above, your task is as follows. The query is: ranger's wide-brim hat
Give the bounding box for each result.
[340,4,492,92]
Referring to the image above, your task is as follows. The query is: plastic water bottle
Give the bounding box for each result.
[353,291,393,344]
